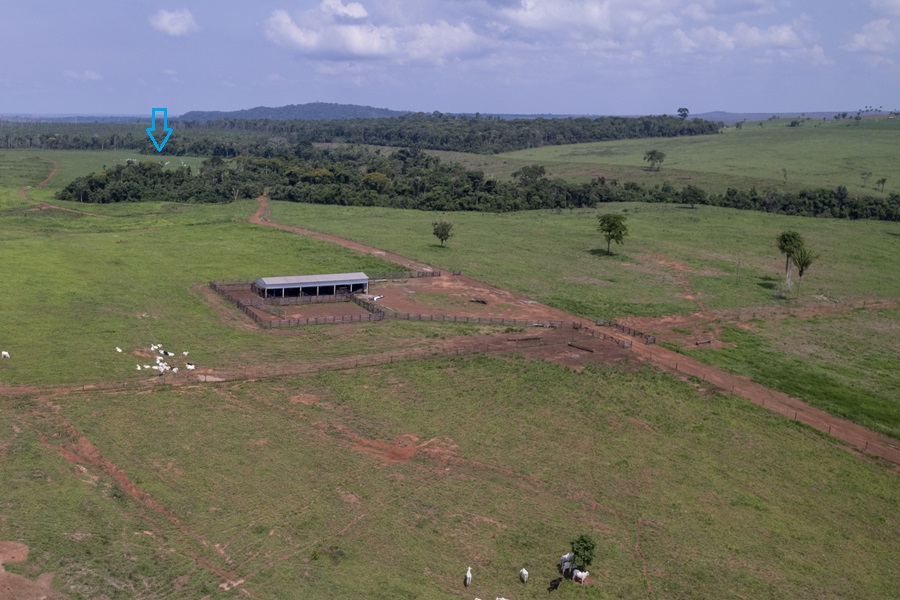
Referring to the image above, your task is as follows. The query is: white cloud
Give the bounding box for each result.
[500,0,612,33]
[871,0,900,17]
[264,7,478,63]
[64,70,102,81]
[733,23,802,48]
[321,0,368,19]
[149,9,199,37]
[842,19,896,53]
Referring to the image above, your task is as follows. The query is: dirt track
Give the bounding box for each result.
[17,158,105,217]
[249,194,900,467]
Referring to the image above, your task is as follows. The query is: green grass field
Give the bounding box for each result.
[432,118,899,195]
[266,201,900,318]
[4,357,898,599]
[666,307,900,438]
[1,144,898,599]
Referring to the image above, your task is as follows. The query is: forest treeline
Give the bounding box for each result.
[2,113,720,155]
[57,145,900,221]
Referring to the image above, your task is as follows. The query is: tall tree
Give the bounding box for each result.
[877,177,887,192]
[432,220,454,247]
[597,213,628,255]
[677,107,690,121]
[792,245,819,300]
[643,149,666,171]
[776,230,805,291]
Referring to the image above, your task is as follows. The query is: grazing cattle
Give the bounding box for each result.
[186,363,196,370]
[464,566,472,588]
[136,365,141,370]
[559,552,573,566]
[116,347,122,353]
[573,569,589,585]
[560,561,574,576]
[1,351,9,359]
[519,567,528,583]
[548,577,562,592]
[182,351,189,356]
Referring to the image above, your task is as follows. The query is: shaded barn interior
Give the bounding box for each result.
[253,273,369,298]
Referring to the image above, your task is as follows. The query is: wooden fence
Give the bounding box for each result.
[597,320,656,345]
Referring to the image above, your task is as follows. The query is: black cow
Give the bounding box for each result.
[548,577,562,592]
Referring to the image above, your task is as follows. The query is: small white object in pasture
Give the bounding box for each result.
[519,567,528,583]
[182,351,189,356]
[573,569,589,584]
[464,566,472,588]
[136,365,141,370]
[1,351,9,359]
[560,552,573,565]
[172,367,178,373]
[186,363,196,370]
[116,347,122,353]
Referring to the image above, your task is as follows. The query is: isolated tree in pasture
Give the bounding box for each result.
[776,230,805,291]
[791,245,819,300]
[571,534,596,568]
[877,177,887,192]
[432,220,454,247]
[681,184,706,209]
[597,213,628,255]
[643,149,666,171]
[677,107,690,121]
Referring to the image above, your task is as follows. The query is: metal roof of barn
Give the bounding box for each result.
[255,272,369,290]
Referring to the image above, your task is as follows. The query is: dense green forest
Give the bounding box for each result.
[2,113,720,155]
[57,145,900,220]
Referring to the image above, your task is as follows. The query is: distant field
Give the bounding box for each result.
[268,201,900,318]
[432,118,899,195]
[3,358,898,599]
[0,150,208,209]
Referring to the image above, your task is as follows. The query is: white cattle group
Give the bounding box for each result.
[118,343,198,377]
[463,552,590,599]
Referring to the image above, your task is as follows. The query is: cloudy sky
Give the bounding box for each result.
[2,0,898,116]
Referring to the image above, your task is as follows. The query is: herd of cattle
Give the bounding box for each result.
[466,551,590,598]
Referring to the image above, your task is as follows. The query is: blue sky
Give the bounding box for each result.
[2,0,898,116]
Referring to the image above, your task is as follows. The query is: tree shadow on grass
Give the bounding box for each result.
[757,275,779,290]
[886,231,900,237]
[428,244,452,249]
[588,248,618,257]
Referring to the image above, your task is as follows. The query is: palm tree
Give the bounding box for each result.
[792,245,819,300]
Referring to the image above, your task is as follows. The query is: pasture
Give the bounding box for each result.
[4,358,899,599]
[266,201,900,318]
[1,144,898,598]
[433,118,899,195]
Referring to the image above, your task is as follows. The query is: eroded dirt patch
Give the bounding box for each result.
[0,541,71,600]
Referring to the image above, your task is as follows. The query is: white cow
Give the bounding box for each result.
[1,351,9,359]
[573,569,589,585]
[519,568,528,583]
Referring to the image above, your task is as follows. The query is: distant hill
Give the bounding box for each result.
[179,102,408,121]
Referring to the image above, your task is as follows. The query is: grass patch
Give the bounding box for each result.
[673,310,900,438]
[268,201,900,318]
[4,357,897,599]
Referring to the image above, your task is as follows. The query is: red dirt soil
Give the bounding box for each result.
[0,541,71,599]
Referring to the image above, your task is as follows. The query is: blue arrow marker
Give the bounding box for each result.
[146,107,173,152]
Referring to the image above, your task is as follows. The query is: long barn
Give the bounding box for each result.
[253,272,369,298]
